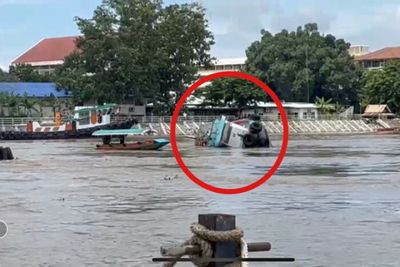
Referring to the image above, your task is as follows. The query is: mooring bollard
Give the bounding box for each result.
[198,214,238,267]
[0,146,14,161]
[154,213,294,267]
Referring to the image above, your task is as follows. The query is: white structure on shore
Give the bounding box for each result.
[196,57,246,87]
[244,102,320,120]
[197,57,246,77]
[348,45,369,57]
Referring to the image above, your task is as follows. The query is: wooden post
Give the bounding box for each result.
[198,214,239,267]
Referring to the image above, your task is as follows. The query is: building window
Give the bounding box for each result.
[129,107,135,113]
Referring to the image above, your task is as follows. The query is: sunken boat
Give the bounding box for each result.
[195,115,270,148]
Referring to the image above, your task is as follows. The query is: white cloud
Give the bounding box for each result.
[201,0,337,58]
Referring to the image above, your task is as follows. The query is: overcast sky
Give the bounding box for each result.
[1,0,400,71]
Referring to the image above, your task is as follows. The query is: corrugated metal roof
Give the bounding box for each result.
[363,104,391,114]
[0,82,68,97]
[256,102,319,109]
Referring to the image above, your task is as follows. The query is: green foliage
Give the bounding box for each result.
[0,69,17,82]
[0,92,41,117]
[54,0,214,114]
[361,60,400,114]
[0,92,19,116]
[315,96,336,114]
[20,95,40,117]
[9,64,52,82]
[246,23,362,106]
[201,78,266,110]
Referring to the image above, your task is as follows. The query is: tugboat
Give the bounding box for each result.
[0,104,137,140]
[195,115,270,148]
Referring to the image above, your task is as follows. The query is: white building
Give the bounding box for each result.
[11,36,79,75]
[197,57,246,77]
[348,45,369,57]
[244,102,320,120]
[196,57,246,88]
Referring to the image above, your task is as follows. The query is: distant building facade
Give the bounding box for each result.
[355,47,400,69]
[11,36,79,75]
[197,57,246,77]
[348,45,369,57]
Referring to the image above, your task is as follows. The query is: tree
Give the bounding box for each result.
[201,78,266,115]
[246,23,362,106]
[361,60,400,114]
[9,64,52,82]
[315,96,336,114]
[0,69,17,82]
[0,92,10,116]
[20,95,40,117]
[6,93,20,116]
[54,0,214,114]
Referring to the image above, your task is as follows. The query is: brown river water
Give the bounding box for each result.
[0,135,400,266]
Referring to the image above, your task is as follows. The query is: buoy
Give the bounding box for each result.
[0,147,14,161]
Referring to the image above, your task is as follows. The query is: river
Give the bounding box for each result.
[0,135,399,266]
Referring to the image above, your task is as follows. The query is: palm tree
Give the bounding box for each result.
[0,92,10,116]
[315,96,336,114]
[21,96,40,118]
[7,93,20,117]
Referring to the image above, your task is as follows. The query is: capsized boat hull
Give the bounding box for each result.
[96,139,169,151]
[195,115,270,148]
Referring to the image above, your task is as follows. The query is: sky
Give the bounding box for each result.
[1,0,400,71]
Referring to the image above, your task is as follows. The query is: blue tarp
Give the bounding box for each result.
[0,82,68,98]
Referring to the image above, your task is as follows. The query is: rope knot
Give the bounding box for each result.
[163,223,248,267]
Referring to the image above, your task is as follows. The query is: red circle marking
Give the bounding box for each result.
[170,71,289,194]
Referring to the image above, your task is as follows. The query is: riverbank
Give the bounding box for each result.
[139,119,386,137]
[1,116,397,139]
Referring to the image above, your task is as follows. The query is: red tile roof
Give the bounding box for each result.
[355,47,400,61]
[12,36,79,65]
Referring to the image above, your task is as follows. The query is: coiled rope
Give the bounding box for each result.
[163,223,249,267]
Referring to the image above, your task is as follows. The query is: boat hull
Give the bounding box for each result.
[0,119,137,141]
[376,127,400,134]
[96,139,169,151]
[196,116,270,148]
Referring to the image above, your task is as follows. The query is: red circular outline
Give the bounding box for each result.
[170,71,289,194]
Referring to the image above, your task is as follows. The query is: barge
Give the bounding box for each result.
[0,104,137,140]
